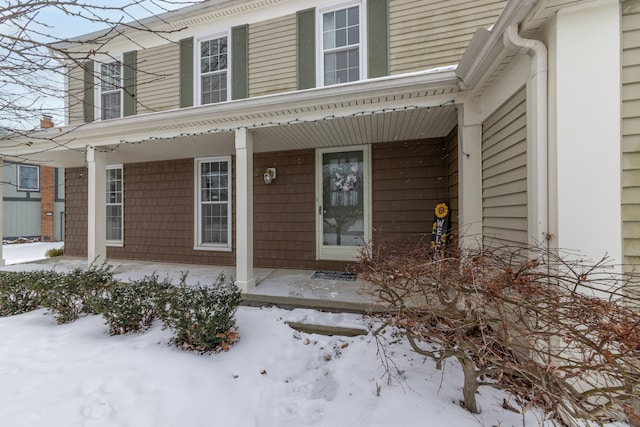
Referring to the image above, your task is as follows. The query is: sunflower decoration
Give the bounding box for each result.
[434,203,449,219]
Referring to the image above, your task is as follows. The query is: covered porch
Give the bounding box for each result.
[0,67,479,294]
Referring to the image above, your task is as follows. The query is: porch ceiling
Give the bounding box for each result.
[88,104,458,165]
[1,68,460,167]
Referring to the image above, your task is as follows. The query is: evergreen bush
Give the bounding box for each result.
[34,264,115,324]
[45,247,64,257]
[158,275,241,353]
[91,274,170,335]
[0,271,41,316]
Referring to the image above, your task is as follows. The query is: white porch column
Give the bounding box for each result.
[235,128,255,293]
[457,101,483,249]
[555,0,621,269]
[86,146,107,265]
[0,159,4,267]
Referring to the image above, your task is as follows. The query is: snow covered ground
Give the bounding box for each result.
[2,241,64,265]
[0,307,554,427]
[0,243,628,426]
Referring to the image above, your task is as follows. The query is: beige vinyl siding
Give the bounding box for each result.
[389,0,507,74]
[482,87,528,246]
[136,43,180,114]
[622,0,640,269]
[67,65,86,125]
[248,14,297,97]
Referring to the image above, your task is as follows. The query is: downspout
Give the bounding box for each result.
[503,24,549,249]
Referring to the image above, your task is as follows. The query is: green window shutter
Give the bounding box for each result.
[123,50,137,117]
[297,8,316,90]
[83,60,95,123]
[231,25,248,100]
[179,37,194,108]
[367,0,389,78]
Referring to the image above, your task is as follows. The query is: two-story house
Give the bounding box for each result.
[0,0,637,294]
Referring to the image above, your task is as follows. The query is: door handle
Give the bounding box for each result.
[318,205,322,215]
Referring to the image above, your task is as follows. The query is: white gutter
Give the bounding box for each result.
[456,0,539,90]
[503,24,549,247]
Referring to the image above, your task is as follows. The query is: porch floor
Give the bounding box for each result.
[0,256,380,313]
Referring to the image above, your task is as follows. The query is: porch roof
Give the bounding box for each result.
[1,68,460,168]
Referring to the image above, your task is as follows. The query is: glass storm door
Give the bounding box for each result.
[316,146,371,261]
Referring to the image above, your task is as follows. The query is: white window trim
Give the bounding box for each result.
[194,156,233,252]
[106,164,124,247]
[194,32,231,106]
[316,1,367,87]
[16,164,40,191]
[94,56,123,121]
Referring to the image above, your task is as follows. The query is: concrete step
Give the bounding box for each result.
[285,321,368,337]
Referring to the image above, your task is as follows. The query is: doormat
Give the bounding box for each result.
[311,270,357,281]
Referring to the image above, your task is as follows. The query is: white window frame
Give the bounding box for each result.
[106,164,124,247]
[194,32,231,106]
[94,56,123,121]
[316,1,367,87]
[16,164,39,191]
[194,156,232,251]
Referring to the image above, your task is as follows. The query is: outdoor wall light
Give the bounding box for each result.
[263,168,277,184]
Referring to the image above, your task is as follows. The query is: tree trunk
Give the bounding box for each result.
[458,354,479,414]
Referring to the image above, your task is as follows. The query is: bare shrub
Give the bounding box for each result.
[361,238,640,424]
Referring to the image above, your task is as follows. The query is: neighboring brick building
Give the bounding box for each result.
[2,162,64,242]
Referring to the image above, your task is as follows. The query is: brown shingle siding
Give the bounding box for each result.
[372,139,448,243]
[253,149,350,271]
[65,167,88,256]
[64,139,451,270]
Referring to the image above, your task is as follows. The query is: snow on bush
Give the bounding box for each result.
[91,274,170,335]
[157,274,242,353]
[34,264,115,323]
[0,271,42,316]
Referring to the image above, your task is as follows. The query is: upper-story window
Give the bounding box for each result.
[100,61,122,120]
[17,164,39,191]
[198,35,229,105]
[319,3,364,86]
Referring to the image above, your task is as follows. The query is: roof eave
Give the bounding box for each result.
[456,0,541,91]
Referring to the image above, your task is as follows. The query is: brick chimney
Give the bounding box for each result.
[39,116,56,241]
[40,115,54,129]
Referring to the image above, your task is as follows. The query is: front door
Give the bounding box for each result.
[316,145,371,261]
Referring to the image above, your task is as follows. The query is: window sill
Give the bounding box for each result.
[193,245,232,252]
[107,241,124,248]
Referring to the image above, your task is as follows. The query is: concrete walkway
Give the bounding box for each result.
[0,256,380,313]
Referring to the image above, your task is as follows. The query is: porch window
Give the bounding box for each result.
[106,165,123,245]
[198,36,228,105]
[100,61,122,120]
[195,157,232,250]
[320,4,363,86]
[17,164,39,191]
